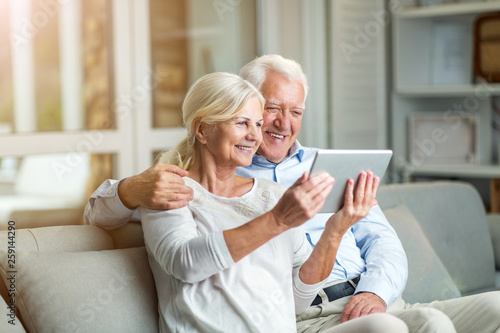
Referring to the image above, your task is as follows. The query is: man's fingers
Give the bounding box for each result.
[341,293,387,323]
[150,192,193,210]
[341,298,356,323]
[163,200,189,210]
[175,185,194,195]
[169,192,194,202]
[157,163,189,177]
[341,298,369,322]
[359,303,373,317]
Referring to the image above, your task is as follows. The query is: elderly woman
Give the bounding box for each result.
[140,72,379,332]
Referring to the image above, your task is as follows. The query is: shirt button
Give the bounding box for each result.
[258,157,264,162]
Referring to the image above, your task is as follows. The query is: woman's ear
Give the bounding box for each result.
[194,120,207,145]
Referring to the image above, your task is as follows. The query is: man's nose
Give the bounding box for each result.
[274,110,291,130]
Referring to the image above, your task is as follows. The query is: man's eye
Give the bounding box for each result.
[266,107,278,112]
[293,111,303,117]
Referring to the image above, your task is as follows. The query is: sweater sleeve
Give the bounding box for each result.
[290,228,326,314]
[140,206,235,283]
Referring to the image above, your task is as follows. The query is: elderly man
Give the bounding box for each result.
[85,55,500,333]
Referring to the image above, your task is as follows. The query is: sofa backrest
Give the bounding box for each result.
[378,181,496,296]
[0,225,158,333]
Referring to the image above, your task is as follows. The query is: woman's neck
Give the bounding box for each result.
[188,154,241,198]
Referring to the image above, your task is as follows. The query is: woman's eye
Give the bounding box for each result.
[256,123,262,127]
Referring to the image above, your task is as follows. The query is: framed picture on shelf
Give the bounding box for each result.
[430,22,472,85]
[408,112,478,166]
[474,13,500,83]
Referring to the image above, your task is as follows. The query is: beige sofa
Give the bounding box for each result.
[1,181,499,332]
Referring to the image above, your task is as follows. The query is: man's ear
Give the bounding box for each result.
[194,120,208,145]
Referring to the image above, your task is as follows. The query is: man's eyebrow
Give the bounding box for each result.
[265,100,282,106]
[266,100,304,110]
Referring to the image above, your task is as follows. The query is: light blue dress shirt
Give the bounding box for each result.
[236,141,408,306]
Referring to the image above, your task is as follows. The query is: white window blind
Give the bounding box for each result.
[330,0,387,149]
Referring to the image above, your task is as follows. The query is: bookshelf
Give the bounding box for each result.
[391,1,500,210]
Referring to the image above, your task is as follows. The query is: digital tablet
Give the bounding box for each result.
[309,149,393,213]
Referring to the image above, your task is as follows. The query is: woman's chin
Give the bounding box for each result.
[235,157,254,168]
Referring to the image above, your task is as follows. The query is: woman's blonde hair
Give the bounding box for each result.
[157,72,264,170]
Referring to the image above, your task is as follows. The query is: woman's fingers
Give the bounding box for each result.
[274,172,335,225]
[302,173,335,212]
[355,172,367,204]
[372,176,380,198]
[344,172,380,208]
[296,172,334,201]
[361,172,374,206]
[343,178,355,207]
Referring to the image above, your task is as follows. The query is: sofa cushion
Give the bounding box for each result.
[383,205,461,303]
[0,247,158,333]
[378,181,496,295]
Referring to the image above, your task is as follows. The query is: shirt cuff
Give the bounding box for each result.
[354,276,398,306]
[96,178,136,216]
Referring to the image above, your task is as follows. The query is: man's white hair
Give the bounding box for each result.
[239,54,309,101]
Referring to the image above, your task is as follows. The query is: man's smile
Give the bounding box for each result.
[266,131,286,140]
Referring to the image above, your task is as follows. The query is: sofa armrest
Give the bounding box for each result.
[0,225,114,253]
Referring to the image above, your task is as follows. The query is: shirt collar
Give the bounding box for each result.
[252,140,305,165]
[288,141,305,162]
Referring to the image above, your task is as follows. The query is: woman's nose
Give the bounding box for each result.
[247,124,261,140]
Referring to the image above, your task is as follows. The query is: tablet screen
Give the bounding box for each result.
[309,149,392,213]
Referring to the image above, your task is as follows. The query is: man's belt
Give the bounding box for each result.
[311,275,361,306]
